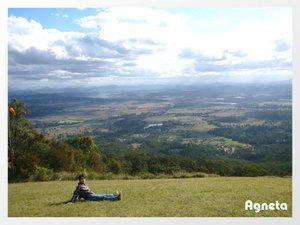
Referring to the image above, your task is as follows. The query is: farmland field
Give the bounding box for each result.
[8,177,292,217]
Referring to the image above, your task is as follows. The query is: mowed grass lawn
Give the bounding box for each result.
[8,177,292,217]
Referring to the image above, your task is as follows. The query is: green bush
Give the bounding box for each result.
[29,166,54,181]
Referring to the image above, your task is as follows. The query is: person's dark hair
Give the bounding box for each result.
[77,174,86,180]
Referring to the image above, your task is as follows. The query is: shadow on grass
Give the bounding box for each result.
[48,200,87,206]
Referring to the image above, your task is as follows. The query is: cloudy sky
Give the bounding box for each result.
[8,8,292,90]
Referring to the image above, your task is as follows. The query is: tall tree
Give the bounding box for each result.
[8,99,32,179]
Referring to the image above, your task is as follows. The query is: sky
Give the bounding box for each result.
[8,8,292,90]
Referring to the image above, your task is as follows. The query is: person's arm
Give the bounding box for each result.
[68,185,80,203]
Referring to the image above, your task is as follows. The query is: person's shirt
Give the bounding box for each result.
[70,183,95,202]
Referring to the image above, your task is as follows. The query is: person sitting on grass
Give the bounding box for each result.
[66,174,122,204]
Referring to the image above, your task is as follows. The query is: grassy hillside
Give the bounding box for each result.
[8,177,292,217]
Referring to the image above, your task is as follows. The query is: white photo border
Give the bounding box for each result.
[0,1,299,225]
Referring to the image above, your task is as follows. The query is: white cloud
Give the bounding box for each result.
[8,16,83,54]
[8,9,292,90]
[76,8,192,44]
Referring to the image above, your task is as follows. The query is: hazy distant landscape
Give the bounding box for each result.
[9,82,292,177]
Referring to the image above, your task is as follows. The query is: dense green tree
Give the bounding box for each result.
[148,156,180,174]
[66,136,98,152]
[124,151,148,175]
[87,152,104,172]
[47,141,75,172]
[8,99,37,180]
[106,158,123,174]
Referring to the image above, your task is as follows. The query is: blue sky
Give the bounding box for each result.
[8,8,99,32]
[8,8,292,90]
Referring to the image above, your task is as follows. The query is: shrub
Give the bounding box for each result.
[29,166,54,181]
